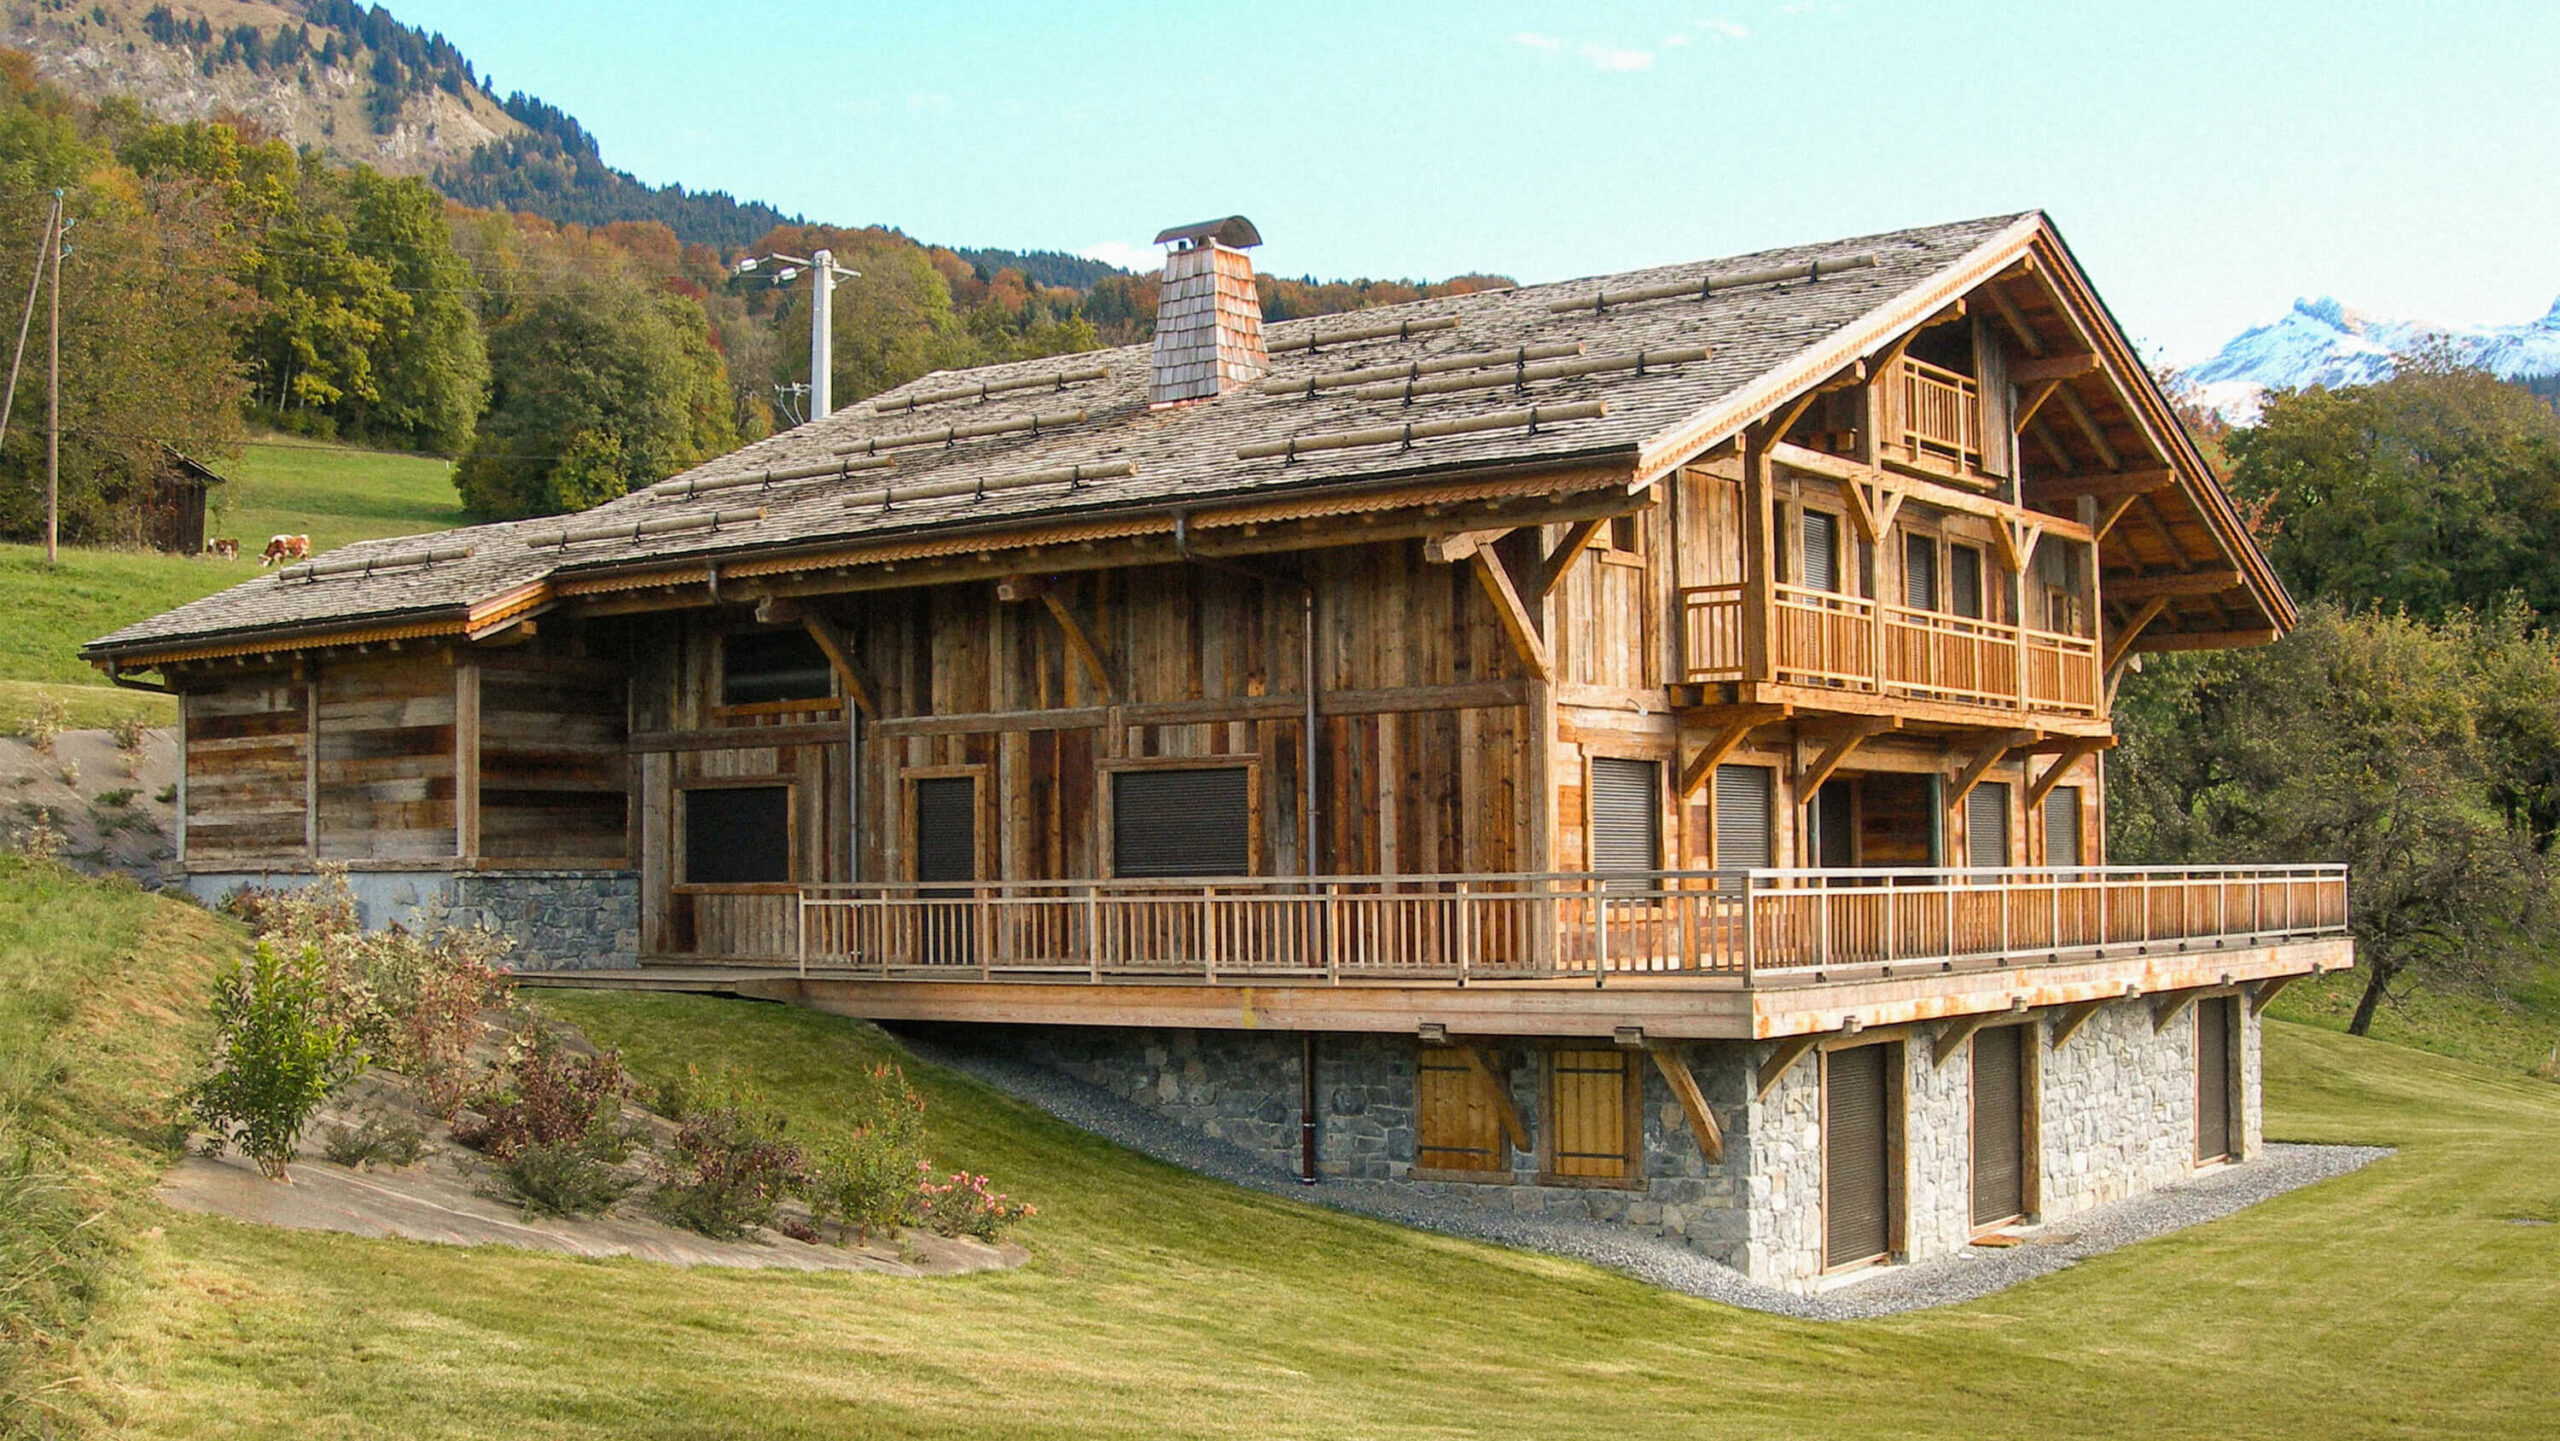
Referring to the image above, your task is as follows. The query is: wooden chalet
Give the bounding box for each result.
[87,212,2352,1288]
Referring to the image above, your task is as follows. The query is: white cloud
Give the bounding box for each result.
[1511,31,1564,51]
[905,92,952,113]
[1580,42,1655,71]
[1697,18,1750,39]
[1663,32,1693,47]
[1078,240,1158,274]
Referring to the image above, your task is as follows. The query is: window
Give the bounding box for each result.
[1604,512,1643,555]
[1113,767,1251,877]
[1802,511,1841,594]
[722,630,834,707]
[1903,533,1939,611]
[1714,764,1775,868]
[1543,1048,1640,1185]
[1416,1047,1512,1177]
[1965,781,2010,869]
[1949,544,1985,619]
[683,785,789,885]
[1588,757,1661,878]
[2043,785,2083,867]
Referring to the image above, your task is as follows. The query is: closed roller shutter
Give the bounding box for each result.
[1825,1043,1892,1268]
[1589,757,1661,878]
[2196,996,2234,1162]
[1971,1024,2027,1226]
[913,777,977,885]
[1114,767,1250,878]
[684,786,789,885]
[2043,785,2083,867]
[1950,545,1984,619]
[1802,511,1840,594]
[1904,533,1938,611]
[1966,781,2010,869]
[1714,764,1774,869]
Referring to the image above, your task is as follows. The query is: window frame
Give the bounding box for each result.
[1097,757,1261,881]
[1801,509,1843,595]
[714,628,843,720]
[675,778,797,892]
[900,764,990,887]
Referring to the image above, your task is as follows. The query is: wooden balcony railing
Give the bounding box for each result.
[792,865,2349,984]
[1898,357,1981,469]
[1679,584,2101,716]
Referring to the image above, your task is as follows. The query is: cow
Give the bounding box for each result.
[209,538,239,561]
[260,534,310,567]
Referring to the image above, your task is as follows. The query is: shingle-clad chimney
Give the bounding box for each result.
[1149,216,1267,407]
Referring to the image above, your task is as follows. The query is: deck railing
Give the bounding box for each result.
[794,865,2347,984]
[1679,585,2101,716]
[1898,357,1982,468]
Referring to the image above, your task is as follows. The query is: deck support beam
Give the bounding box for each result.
[2050,998,2107,1050]
[1650,1047,1725,1164]
[2151,989,2202,1034]
[2249,974,2297,1017]
[1756,1033,1822,1100]
[2027,737,2108,809]
[1459,1044,1532,1155]
[1680,705,1789,800]
[1948,730,2040,811]
[1933,1011,1996,1067]
[1465,546,1553,682]
[1535,517,1610,598]
[1799,717,1896,800]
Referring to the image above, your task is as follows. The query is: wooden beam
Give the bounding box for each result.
[1535,516,1609,598]
[1948,730,2040,810]
[1933,1011,1995,1068]
[1040,593,1116,705]
[1469,548,1552,682]
[2103,596,2169,676]
[2050,999,2106,1050]
[2055,384,2122,472]
[1768,385,1825,444]
[2093,492,2142,544]
[1768,442,2074,539]
[2249,974,2297,1018]
[1756,1033,1821,1100]
[1424,527,1516,565]
[2008,351,2100,386]
[454,661,480,862]
[2027,737,2107,808]
[2151,989,2202,1034]
[2106,568,2243,601]
[2027,414,2080,476]
[1799,717,1895,798]
[1650,1047,1725,1164]
[1837,474,1880,544]
[1991,517,2042,575]
[1680,706,1786,799]
[1984,279,2046,358]
[1870,486,1907,539]
[2024,468,2177,505]
[1459,1045,1531,1155]
[2013,377,2063,434]
[798,611,879,718]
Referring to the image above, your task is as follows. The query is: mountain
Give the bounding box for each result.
[950,247,1131,291]
[2182,294,2560,421]
[433,90,803,250]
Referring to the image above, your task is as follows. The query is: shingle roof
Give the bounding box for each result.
[88,212,2041,659]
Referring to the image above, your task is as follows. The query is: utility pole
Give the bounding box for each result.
[45,189,60,564]
[735,247,859,424]
[0,193,59,485]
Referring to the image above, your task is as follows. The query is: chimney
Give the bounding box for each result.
[1149,216,1267,406]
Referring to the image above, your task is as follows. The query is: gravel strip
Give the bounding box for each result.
[903,1032,2392,1319]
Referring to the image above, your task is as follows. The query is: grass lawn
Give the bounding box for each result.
[0,439,461,733]
[7,862,2557,1439]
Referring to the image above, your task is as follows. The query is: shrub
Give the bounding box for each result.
[918,1171,1036,1243]
[454,1022,629,1161]
[109,713,150,753]
[650,1069,804,1240]
[92,787,138,809]
[802,1063,930,1243]
[20,696,65,757]
[320,1111,426,1170]
[186,942,364,1180]
[493,1135,636,1218]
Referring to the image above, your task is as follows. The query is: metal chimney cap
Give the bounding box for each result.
[1153,216,1263,250]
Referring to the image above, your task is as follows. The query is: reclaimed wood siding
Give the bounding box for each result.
[477,651,630,863]
[314,654,456,860]
[181,677,311,864]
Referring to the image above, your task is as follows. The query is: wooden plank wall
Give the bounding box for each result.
[181,676,310,865]
[476,648,630,864]
[313,653,457,860]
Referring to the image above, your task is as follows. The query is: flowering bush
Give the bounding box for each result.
[650,1068,805,1240]
[801,1064,930,1243]
[453,1022,630,1162]
[917,1171,1035,1243]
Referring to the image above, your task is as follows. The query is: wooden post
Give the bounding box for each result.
[454,661,481,862]
[1741,426,1777,680]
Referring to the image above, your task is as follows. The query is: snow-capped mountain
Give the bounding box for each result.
[2179,295,2560,422]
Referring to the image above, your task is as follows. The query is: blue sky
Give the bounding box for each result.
[405,0,2558,363]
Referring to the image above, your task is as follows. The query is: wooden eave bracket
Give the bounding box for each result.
[2026,736,2109,808]
[1466,547,1553,682]
[1534,516,1609,598]
[1459,1045,1532,1155]
[2249,974,2297,1018]
[2050,998,2107,1049]
[1755,1033,1821,1100]
[1992,516,2044,575]
[1649,1047,1725,1164]
[1948,730,2041,810]
[2106,568,2245,602]
[2151,989,2203,1034]
[1800,717,1897,797]
[796,610,880,718]
[1680,704,1789,799]
[1422,527,1516,565]
[1933,1011,1996,1067]
[997,573,1116,704]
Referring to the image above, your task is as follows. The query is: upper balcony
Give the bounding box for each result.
[1678,582,2100,719]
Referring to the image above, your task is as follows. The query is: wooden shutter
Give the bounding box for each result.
[1416,1049,1509,1174]
[1588,757,1661,877]
[1971,1024,2027,1226]
[2196,996,2235,1162]
[913,777,976,885]
[2043,785,2083,867]
[1546,1048,1636,1182]
[1903,533,1938,610]
[1965,781,2010,869]
[1824,1043,1893,1268]
[1714,764,1774,868]
[684,786,789,884]
[1950,545,1984,619]
[1113,767,1250,877]
[1802,511,1840,594]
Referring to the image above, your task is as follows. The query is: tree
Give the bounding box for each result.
[2226,358,2560,621]
[2111,605,2558,1035]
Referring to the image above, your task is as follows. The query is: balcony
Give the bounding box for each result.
[1680,583,2101,716]
[785,865,2347,985]
[1897,356,1982,470]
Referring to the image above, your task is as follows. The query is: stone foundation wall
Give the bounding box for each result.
[182,868,640,971]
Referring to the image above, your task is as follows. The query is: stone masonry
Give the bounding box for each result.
[183,867,640,971]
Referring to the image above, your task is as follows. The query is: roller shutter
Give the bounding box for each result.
[1950,545,1985,619]
[1113,767,1250,878]
[913,777,977,885]
[1802,511,1840,594]
[1965,781,2010,869]
[684,786,789,885]
[1904,533,1939,611]
[1971,1024,2027,1226]
[1589,757,1661,878]
[1825,1044,1893,1267]
[2196,996,2235,1162]
[2043,785,2083,867]
[1714,764,1774,869]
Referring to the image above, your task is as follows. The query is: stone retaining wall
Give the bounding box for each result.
[181,868,640,971]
